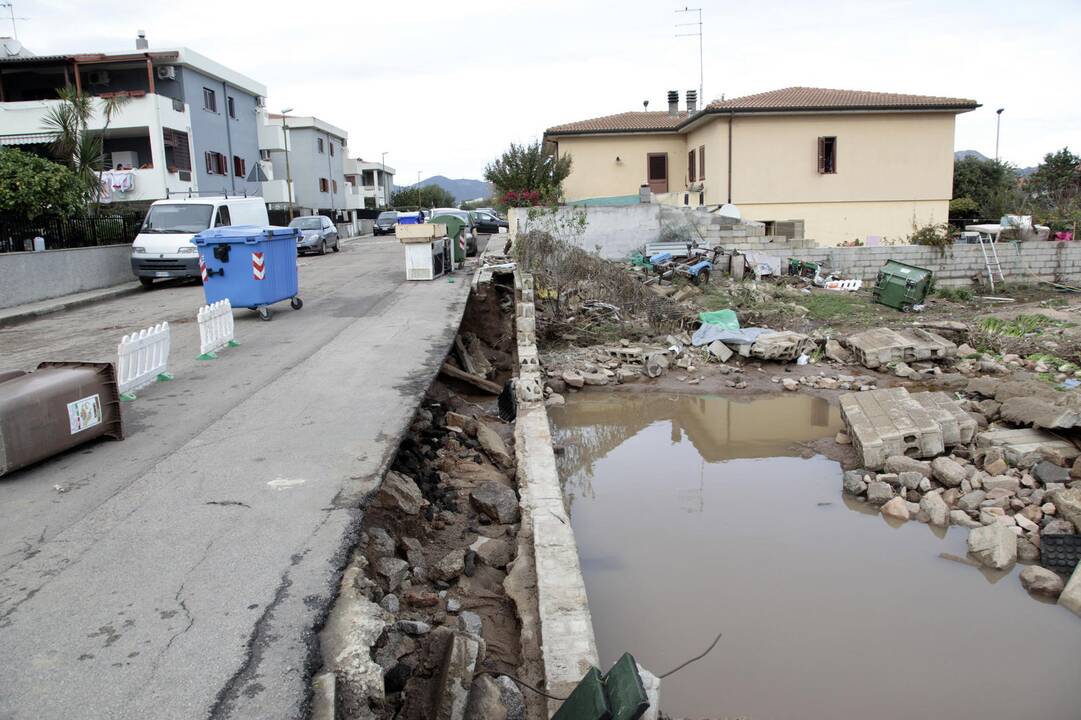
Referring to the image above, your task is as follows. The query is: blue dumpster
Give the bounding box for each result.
[397,212,423,225]
[194,225,302,321]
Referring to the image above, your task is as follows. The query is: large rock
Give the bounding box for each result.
[431,550,466,582]
[470,537,514,569]
[950,510,981,529]
[1048,488,1081,531]
[1033,461,1070,485]
[884,456,932,477]
[464,675,508,720]
[373,471,429,516]
[842,470,868,495]
[880,496,910,521]
[956,490,986,515]
[562,369,585,388]
[476,422,513,469]
[1059,565,1081,619]
[470,482,520,524]
[967,523,1017,570]
[375,557,410,590]
[932,457,966,488]
[825,338,852,364]
[1043,518,1076,535]
[982,476,1020,494]
[920,492,950,527]
[434,631,485,720]
[866,481,895,506]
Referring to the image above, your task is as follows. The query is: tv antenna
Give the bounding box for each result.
[0,2,28,42]
[675,6,703,103]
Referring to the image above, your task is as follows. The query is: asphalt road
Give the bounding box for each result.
[0,236,473,719]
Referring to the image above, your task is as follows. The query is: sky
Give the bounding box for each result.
[7,0,1080,182]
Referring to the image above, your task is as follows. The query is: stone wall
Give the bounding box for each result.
[785,242,1081,288]
[0,244,133,309]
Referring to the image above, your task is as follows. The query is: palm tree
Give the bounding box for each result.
[42,86,130,210]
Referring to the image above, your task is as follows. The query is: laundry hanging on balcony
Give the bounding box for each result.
[98,170,136,202]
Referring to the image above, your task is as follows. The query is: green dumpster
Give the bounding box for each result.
[431,214,466,266]
[872,259,933,311]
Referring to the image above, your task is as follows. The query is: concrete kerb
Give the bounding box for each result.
[512,270,600,715]
[0,281,142,328]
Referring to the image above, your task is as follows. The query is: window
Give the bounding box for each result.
[162,128,191,172]
[215,206,231,227]
[687,149,696,183]
[818,136,837,174]
[260,149,271,161]
[332,180,338,193]
[227,96,236,119]
[233,155,246,178]
[204,151,227,175]
[317,138,325,154]
[329,142,335,156]
[699,145,706,180]
[203,87,217,112]
[319,178,329,192]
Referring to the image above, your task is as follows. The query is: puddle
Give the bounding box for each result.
[549,393,1081,720]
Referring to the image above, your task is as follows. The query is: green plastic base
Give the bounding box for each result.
[227,340,240,347]
[156,372,174,382]
[120,392,136,402]
[197,352,218,361]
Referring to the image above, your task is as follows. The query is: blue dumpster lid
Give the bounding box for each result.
[194,225,299,245]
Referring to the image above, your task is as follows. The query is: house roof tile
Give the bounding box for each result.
[545,110,689,135]
[704,86,978,112]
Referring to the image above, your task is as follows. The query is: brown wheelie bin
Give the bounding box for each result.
[0,362,124,478]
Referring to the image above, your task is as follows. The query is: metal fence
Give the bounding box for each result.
[0,213,146,254]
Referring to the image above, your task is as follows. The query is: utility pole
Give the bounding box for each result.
[0,3,28,42]
[416,170,422,209]
[280,108,295,221]
[381,151,388,206]
[676,7,703,103]
[994,108,1005,162]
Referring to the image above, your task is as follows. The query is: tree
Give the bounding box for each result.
[41,87,129,208]
[952,155,1019,218]
[484,141,571,205]
[390,184,456,209]
[1026,148,1081,210]
[0,148,88,218]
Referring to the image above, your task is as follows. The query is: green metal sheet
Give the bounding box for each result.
[552,667,611,720]
[602,653,649,720]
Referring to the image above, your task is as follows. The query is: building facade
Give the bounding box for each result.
[0,39,268,206]
[261,115,348,217]
[343,159,395,209]
[545,87,979,246]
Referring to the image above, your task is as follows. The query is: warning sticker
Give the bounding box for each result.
[67,394,103,434]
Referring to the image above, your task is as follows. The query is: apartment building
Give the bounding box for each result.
[261,114,349,217]
[0,34,268,206]
[343,158,395,209]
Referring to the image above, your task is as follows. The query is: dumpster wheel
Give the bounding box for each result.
[290,297,303,310]
[258,306,272,321]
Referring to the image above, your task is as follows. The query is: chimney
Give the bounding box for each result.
[135,30,148,50]
[667,90,679,116]
[686,90,697,114]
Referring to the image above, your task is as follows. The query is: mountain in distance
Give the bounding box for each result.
[394,176,493,203]
[955,150,1037,176]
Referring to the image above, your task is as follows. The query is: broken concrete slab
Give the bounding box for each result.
[976,428,1081,468]
[1049,488,1081,532]
[373,471,430,516]
[824,338,852,364]
[847,327,956,369]
[1059,564,1081,619]
[967,523,1017,570]
[750,331,815,361]
[433,630,485,720]
[707,340,733,362]
[470,482,520,524]
[910,391,977,446]
[840,388,945,470]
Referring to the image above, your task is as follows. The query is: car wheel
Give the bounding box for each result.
[319,240,327,256]
[139,277,155,289]
[332,241,340,252]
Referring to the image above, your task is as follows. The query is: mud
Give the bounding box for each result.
[550,393,1081,720]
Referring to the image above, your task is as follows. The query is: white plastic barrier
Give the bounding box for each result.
[117,321,172,398]
[823,279,863,292]
[197,299,236,358]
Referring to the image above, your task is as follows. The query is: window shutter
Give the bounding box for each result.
[699,146,705,180]
[687,150,695,182]
[205,151,213,174]
[832,139,837,173]
[817,137,825,174]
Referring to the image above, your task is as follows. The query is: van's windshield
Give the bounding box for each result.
[141,204,214,234]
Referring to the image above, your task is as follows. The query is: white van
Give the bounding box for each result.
[130,196,269,287]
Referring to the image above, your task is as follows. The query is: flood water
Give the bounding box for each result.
[549,393,1081,720]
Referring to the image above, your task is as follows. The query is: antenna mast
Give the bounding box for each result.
[0,2,28,41]
[675,6,703,102]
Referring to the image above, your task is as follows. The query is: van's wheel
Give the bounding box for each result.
[258,306,272,321]
[139,277,155,289]
[693,269,711,286]
[319,241,327,256]
[290,297,303,310]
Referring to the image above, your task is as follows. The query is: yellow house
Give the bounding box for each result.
[544,87,979,246]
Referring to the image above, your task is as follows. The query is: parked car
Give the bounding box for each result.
[131,196,268,288]
[289,215,340,255]
[429,208,478,256]
[473,210,508,234]
[374,211,398,235]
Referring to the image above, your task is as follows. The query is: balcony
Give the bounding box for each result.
[262,179,295,205]
[258,122,288,153]
[344,182,363,210]
[0,93,189,137]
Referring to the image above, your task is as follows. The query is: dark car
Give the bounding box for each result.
[473,210,508,234]
[289,215,339,255]
[373,211,398,236]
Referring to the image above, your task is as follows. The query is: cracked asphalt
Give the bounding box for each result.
[0,236,473,719]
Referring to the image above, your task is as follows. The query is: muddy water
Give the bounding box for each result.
[549,394,1081,720]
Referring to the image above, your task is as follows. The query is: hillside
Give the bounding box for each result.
[394,176,493,204]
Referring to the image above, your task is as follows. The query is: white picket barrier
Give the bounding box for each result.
[117,321,172,398]
[197,299,236,358]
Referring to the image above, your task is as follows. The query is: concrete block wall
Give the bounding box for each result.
[0,244,133,309]
[784,242,1081,288]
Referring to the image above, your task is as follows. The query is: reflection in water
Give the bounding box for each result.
[549,394,1081,720]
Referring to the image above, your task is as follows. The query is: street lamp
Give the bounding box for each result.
[416,170,422,209]
[381,151,388,206]
[281,107,295,221]
[995,108,1005,162]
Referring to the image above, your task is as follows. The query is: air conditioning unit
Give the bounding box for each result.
[87,70,110,86]
[156,65,176,80]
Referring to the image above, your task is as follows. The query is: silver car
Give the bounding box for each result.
[289,216,340,255]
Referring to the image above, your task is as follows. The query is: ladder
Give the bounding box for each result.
[977,232,1005,291]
